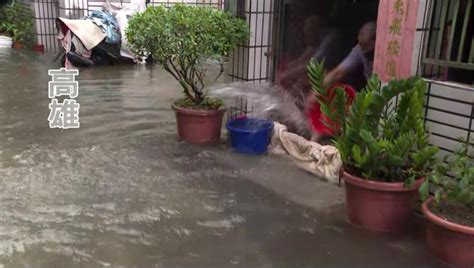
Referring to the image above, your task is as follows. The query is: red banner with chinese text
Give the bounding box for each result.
[373,0,419,82]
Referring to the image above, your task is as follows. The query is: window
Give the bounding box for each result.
[421,0,474,85]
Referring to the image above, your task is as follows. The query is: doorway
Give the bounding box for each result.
[271,0,379,86]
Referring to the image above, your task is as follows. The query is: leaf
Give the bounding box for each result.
[419,181,430,201]
[352,144,367,167]
[434,191,442,203]
[308,59,327,97]
[431,173,440,184]
[404,175,416,188]
[360,129,375,144]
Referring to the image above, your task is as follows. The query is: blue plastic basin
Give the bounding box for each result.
[226,118,274,155]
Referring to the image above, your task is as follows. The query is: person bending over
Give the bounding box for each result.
[324,22,376,91]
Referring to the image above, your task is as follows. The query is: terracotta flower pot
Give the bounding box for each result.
[343,172,424,232]
[12,42,23,49]
[172,105,225,145]
[422,197,474,267]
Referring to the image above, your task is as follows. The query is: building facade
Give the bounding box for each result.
[29,0,473,154]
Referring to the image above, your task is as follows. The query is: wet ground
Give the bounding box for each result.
[0,49,448,267]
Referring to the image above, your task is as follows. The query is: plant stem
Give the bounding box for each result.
[166,59,197,103]
[213,60,224,83]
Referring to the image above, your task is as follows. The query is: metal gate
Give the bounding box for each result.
[226,0,276,119]
[417,0,474,155]
[228,0,275,83]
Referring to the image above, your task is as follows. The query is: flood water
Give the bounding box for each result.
[0,49,446,268]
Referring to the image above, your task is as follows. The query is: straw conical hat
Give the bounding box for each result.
[57,17,106,50]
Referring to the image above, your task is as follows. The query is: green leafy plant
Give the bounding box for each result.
[308,61,439,184]
[0,2,34,43]
[308,59,349,136]
[126,4,250,109]
[420,141,474,208]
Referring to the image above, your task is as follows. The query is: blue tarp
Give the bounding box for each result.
[84,10,121,45]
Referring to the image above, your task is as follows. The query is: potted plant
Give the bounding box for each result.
[420,141,473,267]
[308,61,439,232]
[0,4,14,47]
[11,18,33,49]
[126,5,250,144]
[0,2,34,49]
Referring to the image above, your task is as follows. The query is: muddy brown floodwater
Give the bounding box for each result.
[0,49,447,268]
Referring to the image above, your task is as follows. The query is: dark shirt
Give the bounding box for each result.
[339,45,373,80]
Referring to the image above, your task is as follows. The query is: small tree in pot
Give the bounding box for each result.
[308,61,439,232]
[126,5,250,144]
[420,141,473,267]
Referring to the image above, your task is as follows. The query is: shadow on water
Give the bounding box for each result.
[0,51,447,268]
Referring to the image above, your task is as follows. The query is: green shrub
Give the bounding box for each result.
[0,3,34,43]
[308,60,439,185]
[308,60,349,137]
[126,4,250,108]
[420,141,474,208]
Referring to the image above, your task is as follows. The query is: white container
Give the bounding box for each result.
[0,35,13,48]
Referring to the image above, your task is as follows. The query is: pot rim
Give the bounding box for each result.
[226,118,274,134]
[343,171,424,192]
[172,104,226,117]
[421,197,474,235]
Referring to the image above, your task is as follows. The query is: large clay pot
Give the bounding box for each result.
[172,105,225,145]
[343,172,424,232]
[422,197,474,267]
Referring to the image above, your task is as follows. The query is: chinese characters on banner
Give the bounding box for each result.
[373,0,419,82]
[48,68,80,128]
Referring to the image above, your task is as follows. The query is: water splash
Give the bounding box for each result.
[208,82,313,139]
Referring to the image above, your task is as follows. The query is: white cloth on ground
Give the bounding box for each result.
[269,122,343,184]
